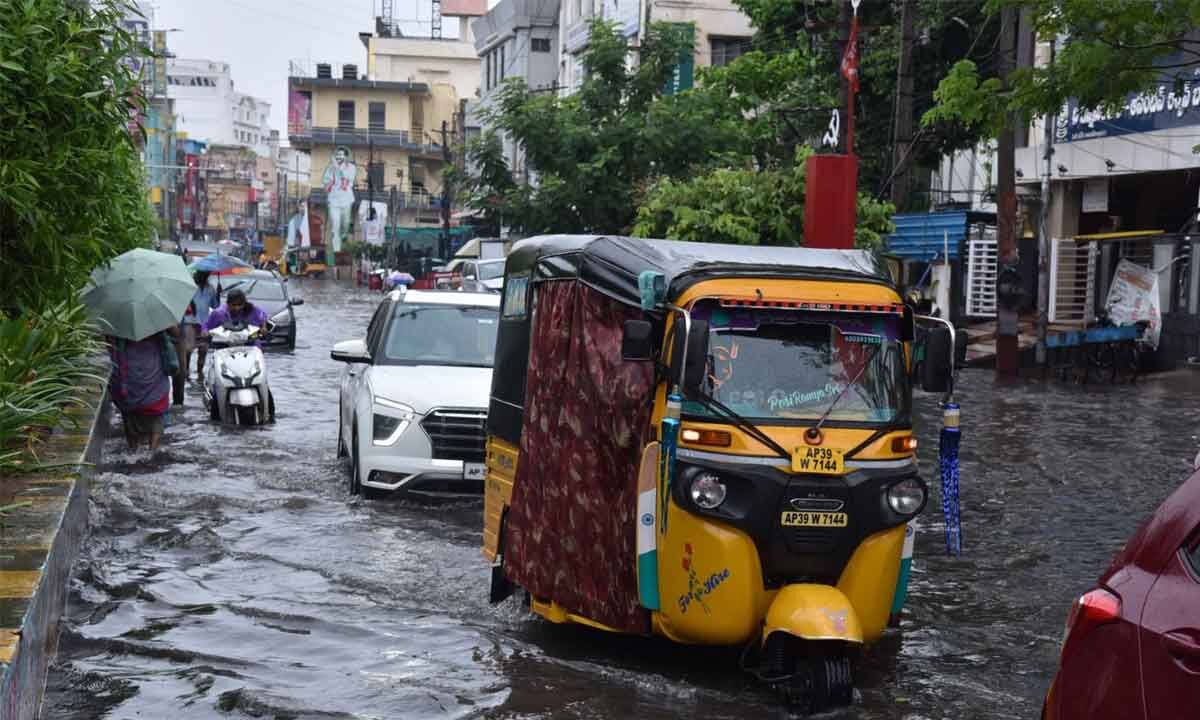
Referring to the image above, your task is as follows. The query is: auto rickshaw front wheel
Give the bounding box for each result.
[761,632,854,713]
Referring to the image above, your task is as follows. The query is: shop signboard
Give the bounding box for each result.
[1056,52,1200,142]
[1105,259,1161,349]
[1081,178,1109,213]
[288,89,312,136]
[662,24,696,96]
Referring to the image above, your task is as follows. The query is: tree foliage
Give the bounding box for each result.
[925,0,1200,134]
[446,131,517,238]
[634,146,896,249]
[0,0,153,311]
[707,0,1002,197]
[470,19,748,235]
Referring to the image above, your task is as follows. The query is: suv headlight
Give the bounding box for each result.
[270,308,291,325]
[886,478,927,516]
[372,397,415,445]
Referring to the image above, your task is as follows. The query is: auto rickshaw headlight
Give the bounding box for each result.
[690,472,727,510]
[886,478,927,516]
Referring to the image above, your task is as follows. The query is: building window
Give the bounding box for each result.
[486,51,493,90]
[338,100,355,129]
[710,37,748,67]
[369,102,386,132]
[532,37,551,53]
[499,43,506,81]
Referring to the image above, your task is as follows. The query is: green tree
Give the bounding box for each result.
[707,0,1002,201]
[0,0,153,311]
[925,0,1200,135]
[447,131,518,237]
[633,146,896,248]
[466,19,748,235]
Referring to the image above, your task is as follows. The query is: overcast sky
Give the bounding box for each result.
[154,0,465,138]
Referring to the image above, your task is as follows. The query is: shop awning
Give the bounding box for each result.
[885,210,994,261]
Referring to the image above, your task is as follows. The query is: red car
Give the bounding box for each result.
[1044,468,1200,719]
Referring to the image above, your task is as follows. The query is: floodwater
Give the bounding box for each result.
[44,278,1200,719]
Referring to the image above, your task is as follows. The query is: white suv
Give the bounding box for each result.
[331,289,500,498]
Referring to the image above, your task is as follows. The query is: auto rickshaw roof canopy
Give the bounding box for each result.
[506,235,894,308]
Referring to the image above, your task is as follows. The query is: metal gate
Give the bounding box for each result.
[1049,238,1097,324]
[965,227,998,318]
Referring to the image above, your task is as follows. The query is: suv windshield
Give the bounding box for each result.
[227,278,285,302]
[381,304,498,367]
[685,303,910,424]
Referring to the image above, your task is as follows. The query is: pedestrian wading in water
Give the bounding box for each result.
[108,330,179,451]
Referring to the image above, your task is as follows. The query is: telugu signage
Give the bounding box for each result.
[1056,66,1200,142]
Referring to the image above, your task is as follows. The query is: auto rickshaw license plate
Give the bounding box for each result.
[780,511,848,528]
[791,446,845,475]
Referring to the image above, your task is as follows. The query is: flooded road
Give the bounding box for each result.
[44,278,1200,719]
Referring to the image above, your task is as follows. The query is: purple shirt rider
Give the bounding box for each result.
[202,289,269,344]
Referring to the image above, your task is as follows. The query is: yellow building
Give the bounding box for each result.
[287,64,462,252]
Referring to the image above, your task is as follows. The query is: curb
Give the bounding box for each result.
[0,380,108,720]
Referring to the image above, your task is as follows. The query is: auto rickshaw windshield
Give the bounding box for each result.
[684,302,910,424]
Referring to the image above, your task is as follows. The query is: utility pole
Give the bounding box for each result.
[1035,38,1056,365]
[837,0,851,152]
[438,120,452,260]
[890,0,916,211]
[995,5,1020,375]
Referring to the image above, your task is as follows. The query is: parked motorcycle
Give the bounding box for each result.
[202,321,275,425]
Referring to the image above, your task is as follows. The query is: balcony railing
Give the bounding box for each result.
[305,185,445,210]
[288,125,444,156]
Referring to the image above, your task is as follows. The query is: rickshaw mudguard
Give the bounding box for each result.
[763,585,865,645]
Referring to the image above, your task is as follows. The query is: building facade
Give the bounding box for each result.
[557,0,752,94]
[168,58,274,156]
[472,0,561,181]
[287,67,462,253]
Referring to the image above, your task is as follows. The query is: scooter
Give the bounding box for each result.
[202,321,275,425]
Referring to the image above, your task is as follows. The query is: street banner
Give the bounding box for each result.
[1105,259,1161,349]
[841,10,860,93]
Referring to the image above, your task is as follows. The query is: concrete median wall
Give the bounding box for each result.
[0,380,108,720]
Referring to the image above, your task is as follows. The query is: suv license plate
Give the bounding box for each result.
[464,463,486,480]
[780,511,848,528]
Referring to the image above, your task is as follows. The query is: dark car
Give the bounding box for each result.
[1044,467,1200,720]
[224,270,304,351]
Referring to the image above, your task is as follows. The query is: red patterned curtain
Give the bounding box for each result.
[503,280,655,634]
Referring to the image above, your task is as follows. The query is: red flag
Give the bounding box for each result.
[841,11,860,93]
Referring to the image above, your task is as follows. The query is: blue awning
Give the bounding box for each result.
[886,210,968,261]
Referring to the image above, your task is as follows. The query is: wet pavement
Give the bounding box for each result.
[43,278,1200,719]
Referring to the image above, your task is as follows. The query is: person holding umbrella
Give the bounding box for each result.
[82,248,196,452]
[182,270,220,384]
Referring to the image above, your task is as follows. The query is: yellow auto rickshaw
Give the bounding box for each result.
[482,235,955,709]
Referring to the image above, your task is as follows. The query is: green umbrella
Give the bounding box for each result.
[81,248,196,341]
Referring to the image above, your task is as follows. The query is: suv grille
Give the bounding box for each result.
[421,409,486,463]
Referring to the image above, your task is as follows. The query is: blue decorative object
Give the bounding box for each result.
[659,393,681,533]
[939,402,962,556]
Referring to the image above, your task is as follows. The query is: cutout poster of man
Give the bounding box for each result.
[322,146,357,252]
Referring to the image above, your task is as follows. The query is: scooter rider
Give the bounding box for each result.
[202,288,269,344]
[202,288,275,422]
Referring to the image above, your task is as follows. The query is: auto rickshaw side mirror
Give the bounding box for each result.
[921,326,953,393]
[672,319,710,399]
[622,320,655,361]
